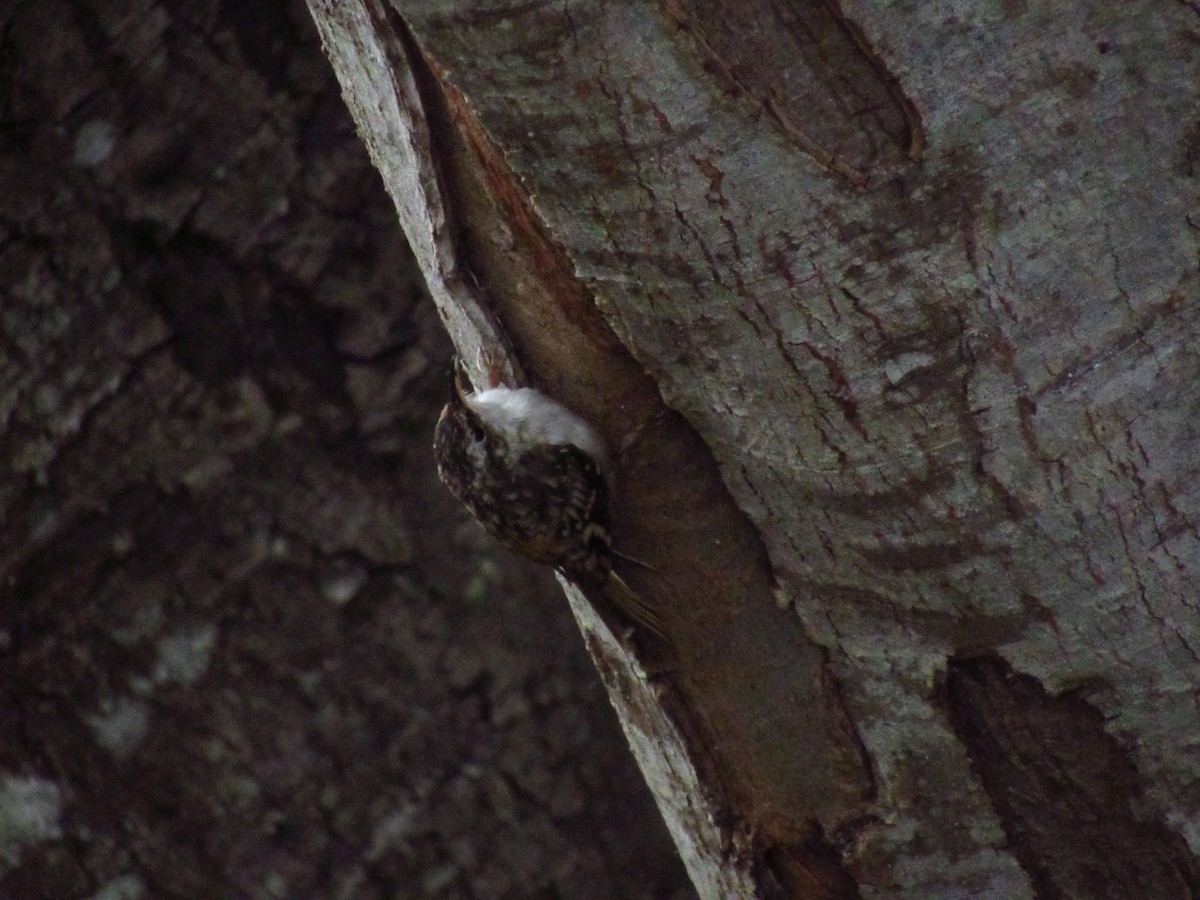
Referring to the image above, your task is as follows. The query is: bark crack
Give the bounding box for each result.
[943,655,1200,898]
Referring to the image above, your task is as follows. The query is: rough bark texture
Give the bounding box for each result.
[306,0,1200,897]
[0,1,693,898]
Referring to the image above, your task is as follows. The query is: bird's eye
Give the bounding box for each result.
[469,422,486,443]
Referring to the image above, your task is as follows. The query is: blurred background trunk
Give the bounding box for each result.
[0,1,691,897]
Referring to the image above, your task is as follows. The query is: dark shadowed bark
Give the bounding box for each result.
[306,0,1200,897]
[0,1,692,897]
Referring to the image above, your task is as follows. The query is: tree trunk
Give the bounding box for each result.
[307,0,1200,896]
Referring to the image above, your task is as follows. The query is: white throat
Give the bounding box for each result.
[467,387,609,472]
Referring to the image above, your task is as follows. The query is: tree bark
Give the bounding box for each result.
[306,0,1200,896]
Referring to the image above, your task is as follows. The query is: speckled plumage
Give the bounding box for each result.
[434,366,662,637]
[433,374,613,586]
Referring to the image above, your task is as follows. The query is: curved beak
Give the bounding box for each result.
[452,356,472,406]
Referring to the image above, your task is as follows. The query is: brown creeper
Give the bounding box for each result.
[433,364,660,636]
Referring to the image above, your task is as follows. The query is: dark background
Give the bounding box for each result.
[0,1,692,896]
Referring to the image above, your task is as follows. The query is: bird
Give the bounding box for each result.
[433,361,661,637]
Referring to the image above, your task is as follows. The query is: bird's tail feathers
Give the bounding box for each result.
[606,571,664,639]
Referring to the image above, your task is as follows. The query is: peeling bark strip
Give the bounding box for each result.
[306,0,516,389]
[311,2,871,896]
[944,656,1200,898]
